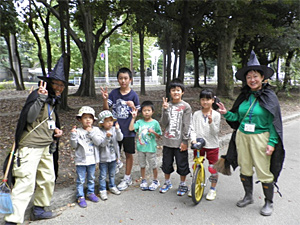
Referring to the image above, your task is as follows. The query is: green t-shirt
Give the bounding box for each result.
[224,93,278,147]
[134,119,162,153]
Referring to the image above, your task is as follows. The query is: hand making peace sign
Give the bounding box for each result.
[38,81,48,96]
[162,97,169,109]
[100,87,108,100]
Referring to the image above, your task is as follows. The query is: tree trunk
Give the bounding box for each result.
[283,50,294,90]
[10,34,25,90]
[172,41,178,80]
[192,49,200,88]
[139,29,146,95]
[202,56,207,85]
[165,35,172,99]
[178,1,189,81]
[5,36,22,90]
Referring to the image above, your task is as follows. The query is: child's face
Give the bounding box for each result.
[142,106,153,120]
[102,117,114,130]
[170,87,184,102]
[200,98,214,110]
[80,114,94,128]
[118,72,132,89]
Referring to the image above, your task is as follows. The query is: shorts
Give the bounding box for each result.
[138,151,157,169]
[193,147,219,165]
[118,137,135,154]
[161,146,190,176]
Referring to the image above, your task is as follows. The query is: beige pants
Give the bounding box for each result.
[236,130,274,183]
[5,146,55,224]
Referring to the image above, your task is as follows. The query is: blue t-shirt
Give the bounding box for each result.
[108,88,140,137]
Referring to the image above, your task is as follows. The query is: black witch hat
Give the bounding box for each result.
[38,55,74,86]
[235,50,274,82]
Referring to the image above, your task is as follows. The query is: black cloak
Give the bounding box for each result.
[223,83,285,183]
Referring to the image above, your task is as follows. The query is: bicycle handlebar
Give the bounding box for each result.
[191,138,206,150]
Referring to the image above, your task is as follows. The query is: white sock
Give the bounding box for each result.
[124,174,131,180]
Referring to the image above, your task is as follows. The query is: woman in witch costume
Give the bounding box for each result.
[4,55,74,225]
[216,51,285,216]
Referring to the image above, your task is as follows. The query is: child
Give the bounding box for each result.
[98,110,123,200]
[70,106,101,208]
[159,78,192,196]
[190,89,221,200]
[129,101,162,191]
[101,67,140,191]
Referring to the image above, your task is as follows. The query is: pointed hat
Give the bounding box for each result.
[38,55,74,86]
[235,50,274,81]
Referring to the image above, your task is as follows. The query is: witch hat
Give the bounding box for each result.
[235,50,274,82]
[38,55,74,86]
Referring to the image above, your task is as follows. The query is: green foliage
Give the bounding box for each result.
[0,81,15,90]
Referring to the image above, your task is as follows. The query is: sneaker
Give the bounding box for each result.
[159,182,172,193]
[87,193,99,202]
[100,190,108,200]
[206,189,216,201]
[149,180,160,191]
[140,179,148,191]
[109,186,121,195]
[77,197,87,208]
[188,188,192,197]
[30,206,61,221]
[177,185,188,196]
[117,177,133,191]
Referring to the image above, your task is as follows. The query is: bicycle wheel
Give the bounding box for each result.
[191,164,205,204]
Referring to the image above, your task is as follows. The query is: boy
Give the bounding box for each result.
[101,67,140,191]
[160,78,192,196]
[129,101,162,191]
[98,110,123,200]
[70,106,100,208]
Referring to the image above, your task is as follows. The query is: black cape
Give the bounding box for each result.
[3,89,60,187]
[223,83,285,183]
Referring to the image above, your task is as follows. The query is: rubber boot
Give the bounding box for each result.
[260,183,274,216]
[236,174,254,207]
[30,206,60,221]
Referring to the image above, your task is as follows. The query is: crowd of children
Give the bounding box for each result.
[70,67,221,208]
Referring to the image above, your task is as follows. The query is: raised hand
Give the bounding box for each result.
[100,87,108,99]
[38,81,48,96]
[162,97,169,109]
[216,102,227,114]
[126,100,135,109]
[71,125,77,133]
[115,122,120,130]
[130,108,138,118]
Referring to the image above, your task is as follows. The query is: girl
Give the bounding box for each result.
[190,89,221,200]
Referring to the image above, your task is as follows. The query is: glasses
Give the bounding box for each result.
[51,82,65,88]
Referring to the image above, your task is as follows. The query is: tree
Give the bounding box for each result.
[38,0,129,97]
[0,0,24,90]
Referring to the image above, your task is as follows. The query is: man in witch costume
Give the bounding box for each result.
[4,55,74,225]
[216,51,285,216]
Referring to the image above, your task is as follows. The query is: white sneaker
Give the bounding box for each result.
[117,177,132,191]
[206,189,216,201]
[109,186,121,195]
[188,188,192,197]
[148,180,160,191]
[140,179,148,191]
[100,190,108,200]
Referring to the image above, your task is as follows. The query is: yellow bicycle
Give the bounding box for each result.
[190,138,206,204]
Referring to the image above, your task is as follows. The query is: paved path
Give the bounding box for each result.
[1,116,299,225]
